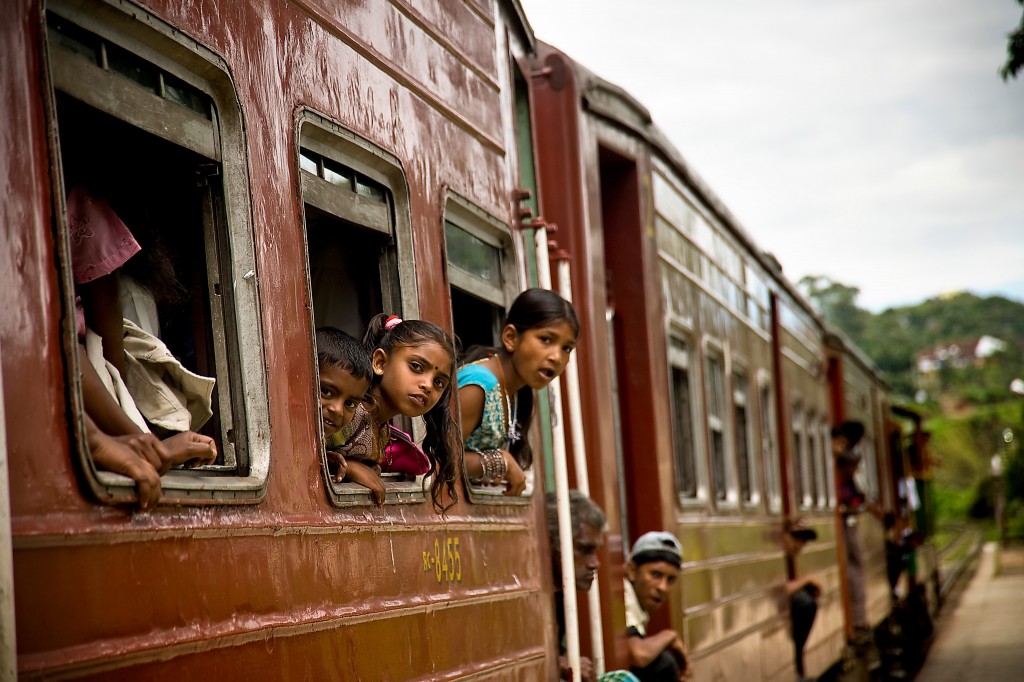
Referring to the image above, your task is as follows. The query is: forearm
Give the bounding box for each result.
[627,630,678,668]
[463,450,484,478]
[79,344,144,437]
[81,273,126,376]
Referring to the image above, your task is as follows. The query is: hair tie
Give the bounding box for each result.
[384,315,403,331]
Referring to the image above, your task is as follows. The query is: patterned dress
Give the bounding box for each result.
[457,362,507,452]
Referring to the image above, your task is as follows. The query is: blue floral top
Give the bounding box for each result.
[458,363,507,451]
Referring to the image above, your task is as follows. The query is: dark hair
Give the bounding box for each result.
[831,420,865,448]
[364,313,460,513]
[501,289,581,469]
[315,327,372,381]
[545,490,606,561]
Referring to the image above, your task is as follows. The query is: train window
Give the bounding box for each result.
[792,405,809,509]
[46,1,270,504]
[821,419,836,508]
[806,409,821,507]
[444,194,528,504]
[758,374,782,512]
[668,336,701,502]
[296,112,423,507]
[733,371,758,506]
[705,349,733,505]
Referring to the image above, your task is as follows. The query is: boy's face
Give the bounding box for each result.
[320,365,370,438]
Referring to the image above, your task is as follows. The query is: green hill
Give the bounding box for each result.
[801,279,1024,527]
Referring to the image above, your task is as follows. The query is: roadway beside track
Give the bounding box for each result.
[916,541,1024,681]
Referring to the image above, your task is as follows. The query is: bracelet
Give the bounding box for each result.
[469,448,507,484]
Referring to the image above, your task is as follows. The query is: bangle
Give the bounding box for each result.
[468,448,509,485]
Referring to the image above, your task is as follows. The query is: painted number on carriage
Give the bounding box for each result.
[422,537,462,583]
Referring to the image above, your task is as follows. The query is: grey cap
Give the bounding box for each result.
[630,531,683,568]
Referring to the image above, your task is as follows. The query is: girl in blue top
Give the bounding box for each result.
[457,289,579,496]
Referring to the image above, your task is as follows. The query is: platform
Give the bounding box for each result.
[916,541,1024,681]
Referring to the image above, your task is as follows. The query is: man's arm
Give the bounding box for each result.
[626,628,681,669]
[786,575,822,597]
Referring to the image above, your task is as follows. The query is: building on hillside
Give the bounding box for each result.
[914,335,1007,392]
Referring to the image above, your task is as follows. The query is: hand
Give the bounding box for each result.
[344,460,386,507]
[670,635,690,680]
[160,431,218,470]
[91,430,162,510]
[327,449,349,482]
[557,655,596,682]
[579,656,596,682]
[502,452,527,496]
[113,432,171,473]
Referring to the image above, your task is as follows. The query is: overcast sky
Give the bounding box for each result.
[519,0,1024,312]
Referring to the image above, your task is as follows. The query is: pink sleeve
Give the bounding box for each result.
[67,186,141,284]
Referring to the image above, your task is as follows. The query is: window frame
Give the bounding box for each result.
[667,330,705,506]
[703,338,735,508]
[792,401,809,510]
[48,0,270,505]
[296,110,427,508]
[757,370,782,514]
[443,193,529,506]
[732,365,760,509]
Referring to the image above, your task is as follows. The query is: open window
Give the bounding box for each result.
[792,403,809,509]
[733,369,759,507]
[296,112,422,507]
[47,0,269,504]
[806,408,822,508]
[668,335,703,505]
[758,371,782,513]
[820,417,835,508]
[444,194,526,504]
[704,344,734,506]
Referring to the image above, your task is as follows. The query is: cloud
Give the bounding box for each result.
[521,0,1024,311]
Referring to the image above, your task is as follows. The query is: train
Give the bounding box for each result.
[0,0,935,679]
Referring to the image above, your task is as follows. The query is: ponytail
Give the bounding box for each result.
[365,313,460,513]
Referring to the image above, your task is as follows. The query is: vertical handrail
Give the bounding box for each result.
[536,230,581,682]
[557,258,606,675]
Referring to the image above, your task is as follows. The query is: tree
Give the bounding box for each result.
[798,275,869,340]
[1002,0,1024,81]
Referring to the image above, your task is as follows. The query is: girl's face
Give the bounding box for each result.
[372,341,453,419]
[505,320,577,390]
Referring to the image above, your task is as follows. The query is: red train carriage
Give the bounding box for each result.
[1,0,560,678]
[527,42,928,681]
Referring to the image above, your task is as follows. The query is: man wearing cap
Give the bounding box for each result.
[623,531,689,681]
[783,518,822,682]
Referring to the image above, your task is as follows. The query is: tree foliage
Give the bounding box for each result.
[800,281,1024,403]
[1002,0,1024,81]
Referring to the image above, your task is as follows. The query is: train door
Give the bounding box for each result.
[596,145,655,548]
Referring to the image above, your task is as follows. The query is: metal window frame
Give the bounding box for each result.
[732,366,761,509]
[296,111,426,509]
[48,0,270,505]
[443,193,530,506]
[757,369,782,514]
[667,329,706,506]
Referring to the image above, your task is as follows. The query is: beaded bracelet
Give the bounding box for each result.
[470,448,508,485]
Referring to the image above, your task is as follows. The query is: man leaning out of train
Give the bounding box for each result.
[623,532,690,681]
[547,491,604,682]
[546,492,644,682]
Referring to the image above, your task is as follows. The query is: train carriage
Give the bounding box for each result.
[1,1,940,679]
[527,42,916,681]
[1,0,560,678]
